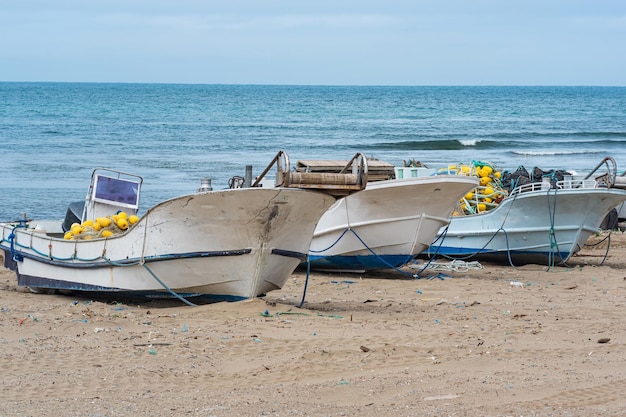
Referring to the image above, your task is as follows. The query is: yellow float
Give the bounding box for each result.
[443,160,507,215]
[64,211,140,240]
[117,218,129,231]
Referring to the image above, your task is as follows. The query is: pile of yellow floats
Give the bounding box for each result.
[437,161,508,215]
[63,211,139,240]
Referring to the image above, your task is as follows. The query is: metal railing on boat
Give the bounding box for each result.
[250,150,368,198]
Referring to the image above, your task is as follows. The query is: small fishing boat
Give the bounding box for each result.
[427,157,626,265]
[0,151,367,303]
[299,160,480,272]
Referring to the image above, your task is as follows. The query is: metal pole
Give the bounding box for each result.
[244,165,253,188]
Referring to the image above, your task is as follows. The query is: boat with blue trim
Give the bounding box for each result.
[427,157,626,265]
[300,160,479,272]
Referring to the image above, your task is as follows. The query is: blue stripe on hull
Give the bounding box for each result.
[433,246,571,264]
[306,254,415,271]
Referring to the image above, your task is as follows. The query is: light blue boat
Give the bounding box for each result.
[428,157,626,265]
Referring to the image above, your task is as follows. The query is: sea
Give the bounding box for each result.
[1,83,625,221]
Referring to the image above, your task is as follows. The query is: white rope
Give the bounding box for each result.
[410,259,483,272]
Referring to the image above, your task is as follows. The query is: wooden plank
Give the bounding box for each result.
[296,159,395,181]
[296,159,395,172]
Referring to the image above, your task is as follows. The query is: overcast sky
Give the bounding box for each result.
[1,1,625,85]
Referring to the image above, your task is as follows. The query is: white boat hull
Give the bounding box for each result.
[1,188,336,301]
[428,186,626,264]
[307,175,479,271]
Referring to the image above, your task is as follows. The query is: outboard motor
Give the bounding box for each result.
[62,201,85,232]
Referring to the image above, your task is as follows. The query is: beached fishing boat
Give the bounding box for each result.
[0,151,367,302]
[427,157,626,265]
[297,160,479,272]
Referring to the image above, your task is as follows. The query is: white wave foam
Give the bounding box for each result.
[512,150,593,156]
[458,139,480,146]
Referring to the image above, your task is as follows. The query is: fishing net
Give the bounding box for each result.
[63,211,139,240]
[438,161,507,215]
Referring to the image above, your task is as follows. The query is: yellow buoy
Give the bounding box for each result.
[71,225,83,236]
[92,222,102,231]
[479,177,491,186]
[98,217,112,227]
[117,211,128,219]
[128,214,139,225]
[81,219,94,227]
[101,230,114,238]
[483,187,494,196]
[494,171,502,179]
[64,231,73,240]
[477,203,487,212]
[464,191,474,200]
[482,165,493,176]
[117,218,129,230]
[483,197,493,203]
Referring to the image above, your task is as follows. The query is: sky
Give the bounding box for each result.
[1,0,625,86]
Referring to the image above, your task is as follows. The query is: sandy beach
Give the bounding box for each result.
[1,231,626,417]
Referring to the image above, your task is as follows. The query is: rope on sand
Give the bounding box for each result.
[409,259,484,272]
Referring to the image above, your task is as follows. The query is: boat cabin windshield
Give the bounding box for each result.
[93,175,140,208]
[82,169,143,222]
